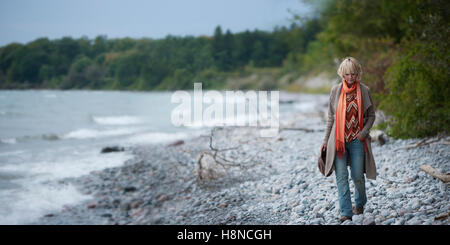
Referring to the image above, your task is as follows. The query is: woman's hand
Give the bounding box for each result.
[356,133,365,141]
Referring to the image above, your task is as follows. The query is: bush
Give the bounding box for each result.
[379,42,449,138]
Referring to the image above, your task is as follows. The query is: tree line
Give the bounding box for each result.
[0,23,321,90]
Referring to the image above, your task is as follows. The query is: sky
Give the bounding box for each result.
[0,0,313,47]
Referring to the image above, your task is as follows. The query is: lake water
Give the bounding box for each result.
[0,89,323,224]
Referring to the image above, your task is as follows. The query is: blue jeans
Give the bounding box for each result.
[334,138,367,217]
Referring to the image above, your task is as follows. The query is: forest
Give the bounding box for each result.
[0,25,305,90]
[0,0,448,138]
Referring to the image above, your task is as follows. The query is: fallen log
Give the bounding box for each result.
[394,136,443,151]
[279,127,317,132]
[434,212,450,221]
[419,165,450,183]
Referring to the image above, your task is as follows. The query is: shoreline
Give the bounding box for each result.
[29,104,449,225]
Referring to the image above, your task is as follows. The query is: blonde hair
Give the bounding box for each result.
[337,57,363,81]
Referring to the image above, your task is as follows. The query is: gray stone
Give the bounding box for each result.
[424,197,434,205]
[352,214,364,225]
[382,218,395,225]
[406,216,422,225]
[410,200,421,210]
[120,202,131,211]
[404,213,414,220]
[380,209,390,217]
[393,218,405,225]
[341,220,354,225]
[363,216,376,225]
[310,218,323,225]
[404,187,416,194]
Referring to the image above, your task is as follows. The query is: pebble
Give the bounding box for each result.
[341,220,354,225]
[404,187,416,194]
[362,215,376,225]
[404,213,414,220]
[409,199,421,210]
[120,202,131,211]
[123,186,137,193]
[310,218,323,225]
[393,218,405,225]
[87,201,98,209]
[380,209,390,217]
[382,218,395,225]
[406,217,423,225]
[397,208,408,217]
[352,214,364,225]
[424,197,434,205]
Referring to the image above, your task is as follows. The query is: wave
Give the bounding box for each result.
[1,127,147,143]
[0,111,24,117]
[0,183,91,225]
[91,115,144,125]
[1,134,60,144]
[0,150,24,156]
[63,127,143,139]
[0,138,17,144]
[0,145,134,225]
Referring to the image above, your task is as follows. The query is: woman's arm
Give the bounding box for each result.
[359,89,376,139]
[323,87,335,145]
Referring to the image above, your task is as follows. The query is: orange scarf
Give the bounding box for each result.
[335,80,367,159]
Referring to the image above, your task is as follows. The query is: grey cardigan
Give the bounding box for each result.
[322,82,377,180]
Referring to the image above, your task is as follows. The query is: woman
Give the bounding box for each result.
[321,57,377,223]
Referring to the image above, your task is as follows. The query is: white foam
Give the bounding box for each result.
[0,145,134,224]
[0,183,91,225]
[0,150,25,156]
[92,116,143,125]
[0,138,17,144]
[63,127,142,139]
[0,149,133,180]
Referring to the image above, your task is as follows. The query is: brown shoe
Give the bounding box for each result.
[339,216,352,223]
[353,206,364,215]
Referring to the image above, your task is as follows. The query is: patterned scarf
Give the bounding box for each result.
[336,79,367,158]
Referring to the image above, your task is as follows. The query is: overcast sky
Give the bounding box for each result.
[0,0,312,47]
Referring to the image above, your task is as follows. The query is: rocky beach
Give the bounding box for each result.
[30,93,449,225]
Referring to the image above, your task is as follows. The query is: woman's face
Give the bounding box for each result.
[343,71,357,85]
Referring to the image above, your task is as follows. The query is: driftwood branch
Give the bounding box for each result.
[279,127,322,132]
[196,127,267,182]
[394,135,445,151]
[419,164,450,183]
[435,212,450,221]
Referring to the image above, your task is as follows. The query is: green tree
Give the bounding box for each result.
[61,55,93,89]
